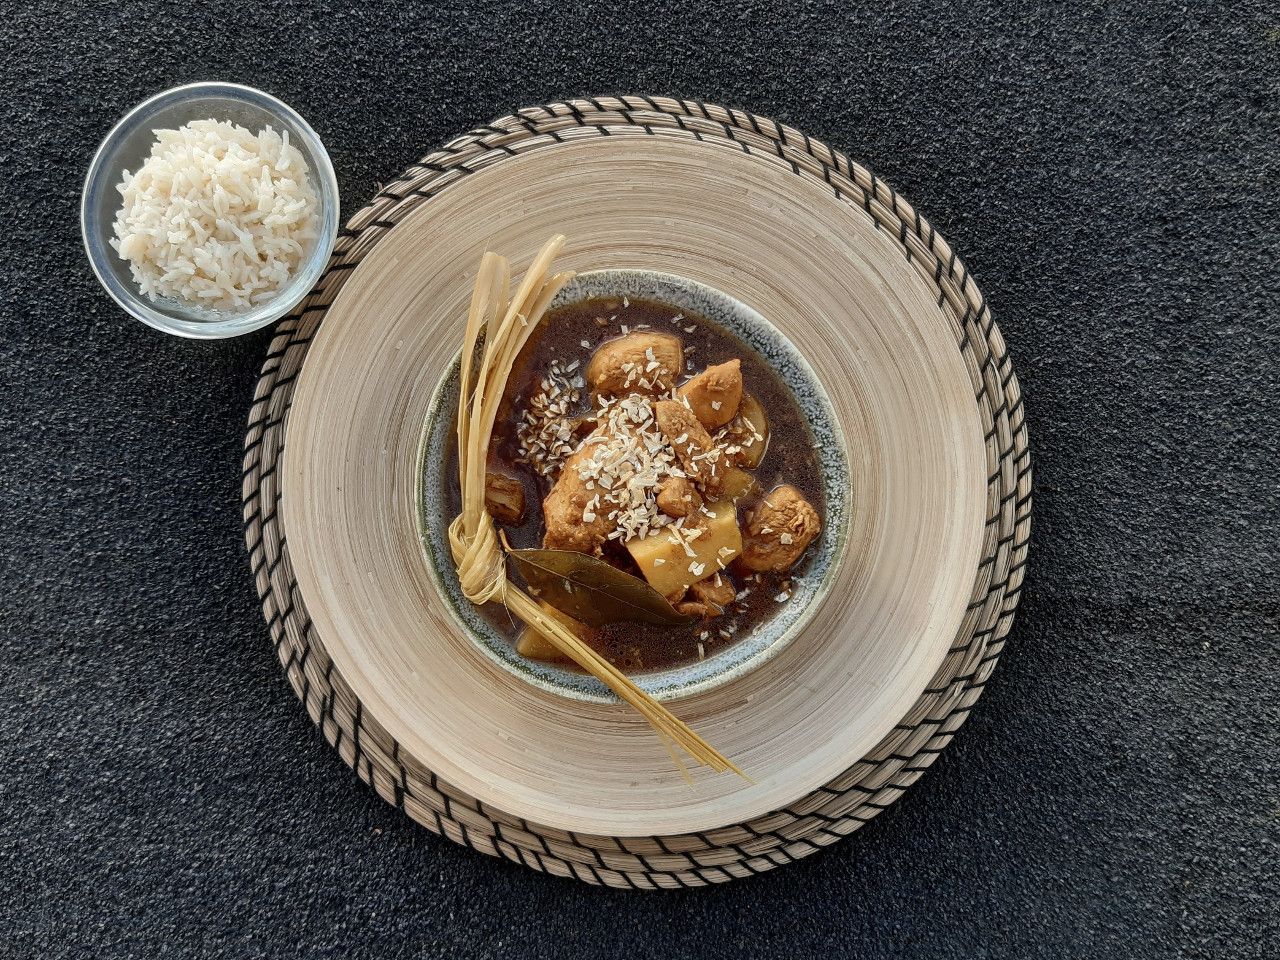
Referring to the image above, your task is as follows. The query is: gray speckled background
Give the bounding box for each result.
[1,2,1276,958]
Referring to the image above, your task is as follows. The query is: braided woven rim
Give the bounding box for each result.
[242,96,1031,889]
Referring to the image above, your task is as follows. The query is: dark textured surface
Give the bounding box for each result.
[2,2,1277,957]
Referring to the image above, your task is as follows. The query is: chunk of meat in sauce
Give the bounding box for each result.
[676,600,714,619]
[484,471,526,524]
[542,445,611,554]
[585,332,682,397]
[676,573,737,619]
[691,573,736,608]
[678,359,742,429]
[655,475,700,518]
[739,484,821,572]
[652,399,725,496]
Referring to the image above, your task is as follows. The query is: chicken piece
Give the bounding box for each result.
[586,332,683,397]
[484,470,526,525]
[678,359,742,429]
[677,572,736,619]
[655,475,701,518]
[541,445,612,554]
[739,484,821,572]
[676,599,721,619]
[652,399,725,496]
[689,573,736,611]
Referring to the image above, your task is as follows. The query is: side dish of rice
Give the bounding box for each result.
[110,119,319,311]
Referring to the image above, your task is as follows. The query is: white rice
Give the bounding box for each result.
[111,118,320,311]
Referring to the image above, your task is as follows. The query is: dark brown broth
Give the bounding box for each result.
[455,295,825,673]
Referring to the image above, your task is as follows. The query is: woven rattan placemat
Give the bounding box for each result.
[242,96,1031,888]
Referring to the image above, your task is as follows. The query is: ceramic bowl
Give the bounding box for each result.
[417,269,849,703]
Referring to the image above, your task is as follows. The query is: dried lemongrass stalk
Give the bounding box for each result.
[447,235,743,778]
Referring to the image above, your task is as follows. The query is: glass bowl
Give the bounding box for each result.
[80,82,340,339]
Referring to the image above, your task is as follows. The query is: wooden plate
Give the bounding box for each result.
[244,98,1030,883]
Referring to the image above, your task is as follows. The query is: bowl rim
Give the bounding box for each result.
[415,267,850,704]
[80,81,340,340]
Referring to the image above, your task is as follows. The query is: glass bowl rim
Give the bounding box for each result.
[80,81,340,339]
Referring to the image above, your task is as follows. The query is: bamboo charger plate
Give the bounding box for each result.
[243,98,1031,887]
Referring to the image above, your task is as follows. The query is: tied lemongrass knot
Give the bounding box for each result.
[448,235,743,779]
[448,512,506,605]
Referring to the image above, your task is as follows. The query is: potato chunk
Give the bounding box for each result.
[516,600,593,662]
[626,499,741,598]
[542,444,612,554]
[739,484,821,572]
[585,332,683,397]
[484,470,526,525]
[678,359,742,429]
[718,466,759,502]
[652,399,725,496]
[725,393,769,469]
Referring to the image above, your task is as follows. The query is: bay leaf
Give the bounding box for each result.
[507,549,693,627]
